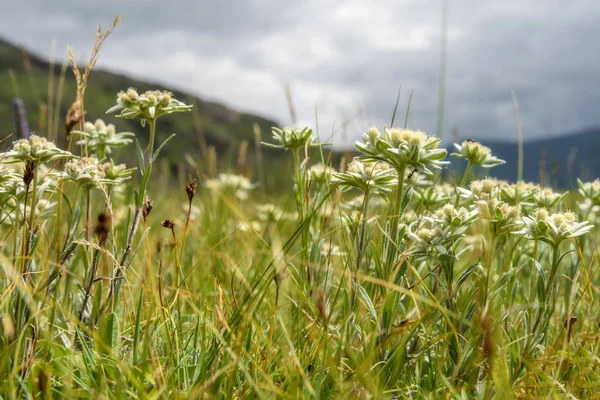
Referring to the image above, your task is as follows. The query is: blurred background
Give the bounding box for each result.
[0,0,599,186]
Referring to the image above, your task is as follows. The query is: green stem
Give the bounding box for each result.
[545,245,561,299]
[292,148,302,215]
[385,166,406,275]
[355,192,371,272]
[147,119,156,160]
[460,161,473,188]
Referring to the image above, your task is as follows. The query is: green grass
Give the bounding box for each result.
[1,45,600,398]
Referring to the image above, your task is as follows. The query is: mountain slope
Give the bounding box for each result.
[0,37,280,165]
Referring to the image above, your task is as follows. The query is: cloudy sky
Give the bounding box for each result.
[1,0,599,147]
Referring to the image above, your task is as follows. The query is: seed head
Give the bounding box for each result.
[161,219,175,230]
[23,161,35,187]
[93,213,112,243]
[142,197,153,221]
[186,179,198,202]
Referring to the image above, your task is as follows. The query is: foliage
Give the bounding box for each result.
[1,93,599,399]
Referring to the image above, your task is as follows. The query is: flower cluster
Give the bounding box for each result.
[452,140,505,168]
[263,127,318,151]
[72,119,134,158]
[500,181,539,206]
[355,127,448,174]
[205,173,257,200]
[63,157,110,189]
[2,135,72,165]
[516,208,593,247]
[578,179,600,205]
[308,163,334,186]
[255,203,295,223]
[333,158,396,197]
[107,88,192,122]
[414,183,455,210]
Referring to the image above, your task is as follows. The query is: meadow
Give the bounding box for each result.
[1,20,600,400]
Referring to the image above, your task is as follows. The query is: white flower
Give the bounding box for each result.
[256,203,295,222]
[63,157,112,189]
[332,158,396,197]
[2,135,72,165]
[71,119,134,158]
[534,188,566,209]
[205,173,257,200]
[578,179,600,205]
[107,89,192,121]
[515,208,593,246]
[356,127,448,175]
[309,163,334,186]
[263,127,319,151]
[451,140,505,168]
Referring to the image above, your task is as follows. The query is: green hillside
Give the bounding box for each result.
[0,37,280,168]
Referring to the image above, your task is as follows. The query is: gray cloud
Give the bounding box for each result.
[1,0,599,148]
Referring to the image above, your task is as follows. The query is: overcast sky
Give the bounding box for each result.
[1,0,599,147]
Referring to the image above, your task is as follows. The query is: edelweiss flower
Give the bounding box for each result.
[459,178,506,201]
[432,204,478,227]
[308,163,335,186]
[578,179,600,205]
[107,88,192,122]
[451,140,505,168]
[500,181,539,206]
[356,127,448,174]
[332,158,396,197]
[515,208,593,246]
[476,198,522,235]
[63,157,112,189]
[255,203,295,223]
[100,160,134,186]
[414,183,455,210]
[72,119,134,158]
[534,188,566,210]
[263,127,320,151]
[2,135,72,165]
[205,173,257,200]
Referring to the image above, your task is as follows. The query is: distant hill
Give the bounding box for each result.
[0,36,280,168]
[452,128,600,187]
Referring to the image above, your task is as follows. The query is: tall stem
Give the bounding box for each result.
[355,192,371,272]
[385,166,405,273]
[460,161,473,188]
[147,119,156,160]
[545,245,561,299]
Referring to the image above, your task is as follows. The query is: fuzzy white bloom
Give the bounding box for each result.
[333,158,396,196]
[459,178,507,202]
[205,173,257,200]
[534,188,566,209]
[500,181,539,205]
[578,179,600,205]
[451,140,505,168]
[63,157,110,189]
[263,127,318,151]
[255,203,295,222]
[72,119,134,158]
[309,163,335,185]
[107,89,192,121]
[2,135,72,165]
[515,208,593,246]
[355,127,448,175]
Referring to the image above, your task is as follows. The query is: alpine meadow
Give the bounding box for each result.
[2,15,600,400]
